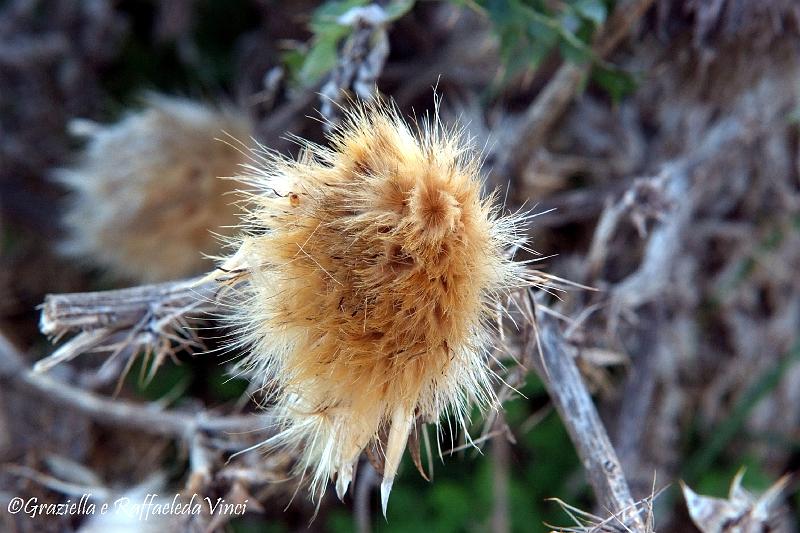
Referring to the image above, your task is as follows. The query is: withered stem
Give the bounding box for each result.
[0,332,269,440]
[529,313,646,529]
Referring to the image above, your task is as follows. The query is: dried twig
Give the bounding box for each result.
[524,303,646,529]
[0,332,269,440]
[585,174,672,279]
[319,4,392,127]
[355,461,378,533]
[39,276,210,337]
[37,277,214,375]
[491,415,511,533]
[608,115,754,325]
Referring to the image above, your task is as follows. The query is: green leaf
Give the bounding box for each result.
[471,0,634,100]
[288,0,415,87]
[296,29,349,86]
[289,0,368,86]
[526,14,559,47]
[591,64,638,103]
[572,0,607,25]
[310,0,368,33]
[385,0,416,21]
[523,6,592,63]
[559,36,591,64]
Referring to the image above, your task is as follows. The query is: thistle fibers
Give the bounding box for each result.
[218,100,531,514]
[55,94,253,282]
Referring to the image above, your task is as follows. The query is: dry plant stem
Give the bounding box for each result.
[39,276,211,336]
[529,313,645,529]
[0,332,269,439]
[491,0,655,185]
[608,115,749,319]
[37,277,215,372]
[491,416,510,533]
[34,281,641,522]
[355,462,378,533]
[535,181,631,228]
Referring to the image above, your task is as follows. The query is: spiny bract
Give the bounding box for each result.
[219,100,528,513]
[56,94,253,282]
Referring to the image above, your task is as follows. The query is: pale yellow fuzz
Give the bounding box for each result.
[221,101,526,509]
[56,94,253,282]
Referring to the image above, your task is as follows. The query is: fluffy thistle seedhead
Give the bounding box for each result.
[56,94,253,282]
[219,99,528,512]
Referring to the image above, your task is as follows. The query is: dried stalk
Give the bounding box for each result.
[585,174,672,279]
[526,306,646,529]
[355,462,378,533]
[37,276,214,373]
[39,276,211,336]
[491,414,511,533]
[0,332,269,440]
[34,269,641,525]
[319,4,391,127]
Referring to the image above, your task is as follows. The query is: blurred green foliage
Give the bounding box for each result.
[129,354,249,405]
[283,0,415,87]
[693,460,772,499]
[283,0,636,102]
[466,0,636,101]
[466,0,605,74]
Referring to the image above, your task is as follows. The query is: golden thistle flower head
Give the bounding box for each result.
[219,99,528,513]
[55,93,253,282]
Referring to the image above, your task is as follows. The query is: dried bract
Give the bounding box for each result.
[681,470,792,533]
